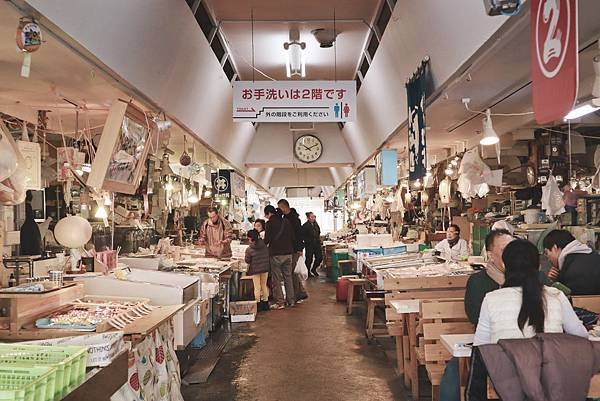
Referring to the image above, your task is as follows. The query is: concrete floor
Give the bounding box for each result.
[182,277,408,401]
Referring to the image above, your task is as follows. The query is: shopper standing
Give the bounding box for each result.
[244,229,270,311]
[254,219,266,239]
[198,207,233,259]
[302,212,323,277]
[264,205,295,309]
[277,199,308,303]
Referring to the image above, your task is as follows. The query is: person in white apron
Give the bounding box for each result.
[435,224,469,261]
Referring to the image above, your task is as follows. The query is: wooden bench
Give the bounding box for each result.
[383,275,469,399]
[419,299,474,401]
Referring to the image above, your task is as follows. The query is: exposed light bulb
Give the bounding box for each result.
[451,159,458,166]
[204,189,212,197]
[414,179,422,189]
[95,205,108,219]
[188,191,199,204]
[445,167,454,176]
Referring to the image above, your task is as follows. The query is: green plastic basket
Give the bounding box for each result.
[0,345,87,400]
[0,366,56,401]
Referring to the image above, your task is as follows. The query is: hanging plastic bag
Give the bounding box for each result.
[294,254,308,281]
[541,175,565,216]
[0,124,27,205]
[457,148,493,201]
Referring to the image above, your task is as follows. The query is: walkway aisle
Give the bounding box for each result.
[183,278,407,401]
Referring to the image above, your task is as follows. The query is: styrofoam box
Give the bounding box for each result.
[356,234,393,248]
[76,269,199,305]
[231,314,256,323]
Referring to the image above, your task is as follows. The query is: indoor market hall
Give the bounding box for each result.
[1,0,600,401]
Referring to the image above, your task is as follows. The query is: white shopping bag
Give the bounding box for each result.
[294,255,309,281]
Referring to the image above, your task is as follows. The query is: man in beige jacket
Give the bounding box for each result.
[199,207,233,259]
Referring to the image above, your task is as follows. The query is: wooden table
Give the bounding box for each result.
[123,304,184,344]
[390,300,420,385]
[440,333,473,400]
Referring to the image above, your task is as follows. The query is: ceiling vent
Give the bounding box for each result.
[289,122,314,131]
[311,29,338,48]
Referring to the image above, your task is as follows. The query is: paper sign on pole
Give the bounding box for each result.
[233,81,356,122]
[531,0,578,124]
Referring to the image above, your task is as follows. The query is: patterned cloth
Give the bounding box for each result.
[111,319,184,401]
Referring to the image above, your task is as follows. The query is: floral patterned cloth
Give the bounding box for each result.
[111,319,184,401]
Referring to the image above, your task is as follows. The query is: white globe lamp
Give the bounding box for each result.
[54,215,92,270]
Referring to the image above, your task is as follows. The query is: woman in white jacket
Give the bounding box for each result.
[473,239,587,346]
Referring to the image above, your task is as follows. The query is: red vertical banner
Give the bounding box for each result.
[531,0,578,124]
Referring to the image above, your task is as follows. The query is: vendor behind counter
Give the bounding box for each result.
[199,207,233,259]
[434,224,470,261]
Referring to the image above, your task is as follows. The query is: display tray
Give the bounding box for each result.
[0,282,77,295]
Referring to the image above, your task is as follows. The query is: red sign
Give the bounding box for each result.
[531,0,578,124]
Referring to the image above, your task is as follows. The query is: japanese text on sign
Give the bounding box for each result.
[233,81,356,123]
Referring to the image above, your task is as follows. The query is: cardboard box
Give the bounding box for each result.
[230,300,257,315]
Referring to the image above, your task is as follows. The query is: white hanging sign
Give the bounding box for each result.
[233,80,356,122]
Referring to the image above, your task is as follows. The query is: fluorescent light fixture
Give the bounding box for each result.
[480,109,500,146]
[564,103,600,120]
[284,29,306,78]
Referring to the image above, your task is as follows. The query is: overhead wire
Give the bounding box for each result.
[464,101,535,117]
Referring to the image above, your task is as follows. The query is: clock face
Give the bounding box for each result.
[294,135,323,163]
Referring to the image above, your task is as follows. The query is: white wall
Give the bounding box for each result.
[24,0,256,171]
[245,123,354,167]
[269,168,335,187]
[342,1,511,166]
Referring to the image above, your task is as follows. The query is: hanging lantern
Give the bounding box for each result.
[16,17,42,78]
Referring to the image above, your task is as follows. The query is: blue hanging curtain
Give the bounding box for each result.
[407,72,427,181]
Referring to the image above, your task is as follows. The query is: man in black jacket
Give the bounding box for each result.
[277,199,308,302]
[302,212,323,277]
[264,205,295,309]
[543,229,600,295]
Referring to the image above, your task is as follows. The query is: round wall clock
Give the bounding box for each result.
[294,134,323,163]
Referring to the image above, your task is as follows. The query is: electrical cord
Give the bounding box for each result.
[463,101,534,117]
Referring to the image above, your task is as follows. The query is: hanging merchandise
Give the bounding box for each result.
[407,66,427,181]
[16,17,42,78]
[541,174,566,216]
[179,136,191,166]
[439,176,452,205]
[0,122,27,205]
[591,146,600,190]
[457,147,496,200]
[372,193,384,217]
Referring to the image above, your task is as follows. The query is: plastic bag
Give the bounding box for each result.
[541,175,565,216]
[457,148,493,201]
[294,254,308,281]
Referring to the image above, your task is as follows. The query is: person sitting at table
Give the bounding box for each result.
[440,229,514,401]
[542,229,600,295]
[434,224,469,261]
[464,229,514,325]
[466,239,587,399]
